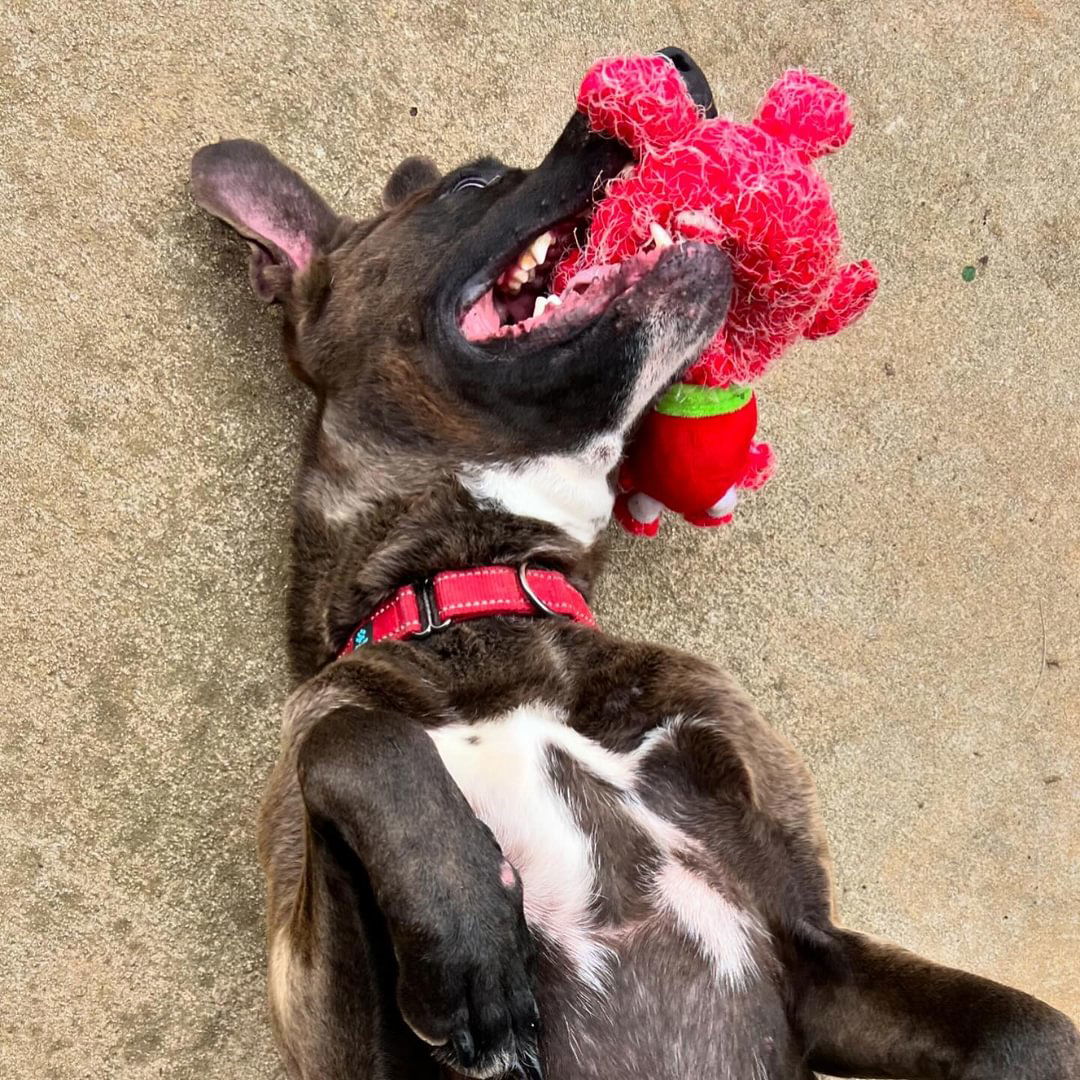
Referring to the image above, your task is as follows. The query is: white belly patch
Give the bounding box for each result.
[429,704,760,991]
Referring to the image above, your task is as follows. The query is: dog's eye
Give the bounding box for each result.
[446,174,500,196]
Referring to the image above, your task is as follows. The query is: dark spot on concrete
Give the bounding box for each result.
[409,106,418,117]
[884,361,895,376]
[977,254,989,268]
[66,407,92,433]
[1045,657,1060,669]
[192,1009,227,1050]
[1043,774,1062,785]
[192,680,227,709]
[113,916,132,935]
[119,809,164,851]
[972,750,983,757]
[119,1005,167,1064]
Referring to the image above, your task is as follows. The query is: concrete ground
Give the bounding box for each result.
[2,1,1078,1076]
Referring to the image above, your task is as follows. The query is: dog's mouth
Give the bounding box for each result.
[459,218,677,345]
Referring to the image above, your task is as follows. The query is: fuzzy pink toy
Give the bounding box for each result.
[556,55,878,535]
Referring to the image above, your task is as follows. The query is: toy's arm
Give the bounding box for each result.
[805,260,878,340]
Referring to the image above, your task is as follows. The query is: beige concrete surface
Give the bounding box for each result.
[2,1,1078,1076]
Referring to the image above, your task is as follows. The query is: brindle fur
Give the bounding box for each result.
[190,89,1079,1080]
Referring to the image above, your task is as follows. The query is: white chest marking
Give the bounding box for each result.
[430,705,613,989]
[429,706,761,991]
[458,440,618,546]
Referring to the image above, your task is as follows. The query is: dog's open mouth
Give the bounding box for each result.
[460,221,675,344]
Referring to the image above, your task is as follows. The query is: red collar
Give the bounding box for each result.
[337,564,596,656]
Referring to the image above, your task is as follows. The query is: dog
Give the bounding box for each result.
[189,50,1079,1080]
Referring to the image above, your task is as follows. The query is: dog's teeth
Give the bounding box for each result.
[650,222,674,249]
[529,231,554,266]
[501,231,557,297]
[547,294,562,307]
[533,295,549,318]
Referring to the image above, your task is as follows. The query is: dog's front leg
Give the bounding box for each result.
[295,695,541,1080]
[791,924,1079,1079]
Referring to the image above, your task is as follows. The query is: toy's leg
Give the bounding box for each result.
[614,491,664,537]
[707,486,739,518]
[740,441,774,490]
[683,486,738,528]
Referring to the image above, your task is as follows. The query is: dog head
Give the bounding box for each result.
[191,86,732,550]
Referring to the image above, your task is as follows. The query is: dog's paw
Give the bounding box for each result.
[965,1004,1080,1080]
[394,863,541,1079]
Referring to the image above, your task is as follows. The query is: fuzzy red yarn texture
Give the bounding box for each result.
[560,54,878,387]
[562,54,877,535]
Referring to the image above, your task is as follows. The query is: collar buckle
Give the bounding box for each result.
[412,577,453,638]
[517,563,566,618]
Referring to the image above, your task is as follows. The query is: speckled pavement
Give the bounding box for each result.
[2,2,1077,1076]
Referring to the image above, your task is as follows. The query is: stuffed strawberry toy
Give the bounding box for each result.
[556,54,878,535]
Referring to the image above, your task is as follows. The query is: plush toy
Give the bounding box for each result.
[555,55,878,535]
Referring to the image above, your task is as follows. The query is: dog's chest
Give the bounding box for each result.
[429,704,762,994]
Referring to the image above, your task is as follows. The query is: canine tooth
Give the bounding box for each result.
[529,231,553,265]
[650,222,674,248]
[519,251,537,271]
[533,295,549,318]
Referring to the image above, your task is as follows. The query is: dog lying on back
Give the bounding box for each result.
[190,50,1078,1080]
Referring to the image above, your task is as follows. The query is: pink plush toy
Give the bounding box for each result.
[555,55,878,535]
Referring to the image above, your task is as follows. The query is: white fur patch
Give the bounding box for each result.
[267,927,296,1028]
[430,705,613,989]
[429,706,759,991]
[458,441,617,546]
[652,858,760,988]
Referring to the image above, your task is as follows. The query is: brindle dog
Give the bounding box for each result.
[190,52,1078,1080]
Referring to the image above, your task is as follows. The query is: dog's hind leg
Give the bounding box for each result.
[266,805,440,1080]
[789,924,1079,1080]
[265,678,541,1080]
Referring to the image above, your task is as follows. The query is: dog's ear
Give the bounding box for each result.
[190,140,341,302]
[382,156,441,209]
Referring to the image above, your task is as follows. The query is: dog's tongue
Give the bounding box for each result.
[460,290,500,340]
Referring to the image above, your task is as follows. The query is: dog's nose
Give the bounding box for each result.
[657,46,718,119]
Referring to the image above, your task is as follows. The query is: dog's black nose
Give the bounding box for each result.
[657,46,718,119]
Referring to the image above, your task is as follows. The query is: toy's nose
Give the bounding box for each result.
[657,47,718,119]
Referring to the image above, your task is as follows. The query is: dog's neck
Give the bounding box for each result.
[285,409,616,682]
[458,434,622,547]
